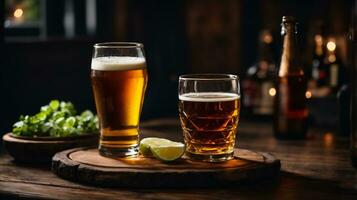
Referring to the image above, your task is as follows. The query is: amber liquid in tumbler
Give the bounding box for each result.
[179,93,240,161]
[91,67,147,157]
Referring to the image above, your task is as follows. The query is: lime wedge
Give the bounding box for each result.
[139,137,185,161]
[139,137,173,156]
[151,145,185,162]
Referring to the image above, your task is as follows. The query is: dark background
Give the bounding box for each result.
[0,0,353,134]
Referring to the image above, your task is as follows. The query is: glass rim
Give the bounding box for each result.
[93,42,144,49]
[179,74,239,81]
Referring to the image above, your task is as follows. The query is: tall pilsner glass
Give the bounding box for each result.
[91,42,148,157]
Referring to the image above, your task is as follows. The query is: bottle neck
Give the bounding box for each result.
[279,23,303,77]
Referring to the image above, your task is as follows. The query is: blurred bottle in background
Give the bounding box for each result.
[308,23,347,98]
[243,30,276,117]
[306,24,348,131]
[325,38,346,94]
[311,27,328,88]
[273,16,308,139]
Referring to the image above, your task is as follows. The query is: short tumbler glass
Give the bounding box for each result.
[178,74,240,162]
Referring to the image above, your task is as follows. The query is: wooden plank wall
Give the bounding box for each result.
[185,0,241,74]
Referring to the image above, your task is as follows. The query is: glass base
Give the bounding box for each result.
[99,146,138,158]
[185,151,234,162]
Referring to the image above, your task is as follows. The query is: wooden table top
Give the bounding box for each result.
[1,118,357,200]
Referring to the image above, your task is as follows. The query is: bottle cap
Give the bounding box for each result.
[282,16,296,23]
[281,16,298,35]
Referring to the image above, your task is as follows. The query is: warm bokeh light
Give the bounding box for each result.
[261,30,273,44]
[314,34,323,46]
[327,41,336,52]
[269,88,276,96]
[323,132,334,148]
[328,55,336,63]
[263,34,273,44]
[305,91,312,99]
[13,8,23,18]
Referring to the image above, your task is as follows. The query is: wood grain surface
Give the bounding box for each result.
[51,147,280,187]
[1,119,357,199]
[2,133,98,163]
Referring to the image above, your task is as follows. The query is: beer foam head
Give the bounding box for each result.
[91,56,146,71]
[179,92,240,102]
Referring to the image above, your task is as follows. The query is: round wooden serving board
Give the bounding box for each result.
[52,147,280,188]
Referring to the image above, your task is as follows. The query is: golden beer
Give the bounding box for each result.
[179,92,240,161]
[91,56,148,157]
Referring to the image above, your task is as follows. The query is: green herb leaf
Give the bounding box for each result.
[49,100,60,111]
[11,100,98,137]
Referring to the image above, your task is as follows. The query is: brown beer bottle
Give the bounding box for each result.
[273,16,308,139]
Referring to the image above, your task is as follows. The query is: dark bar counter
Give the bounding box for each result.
[1,118,356,199]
